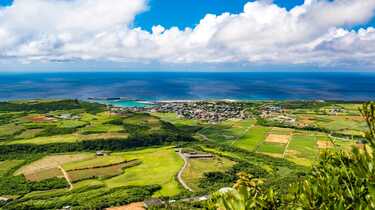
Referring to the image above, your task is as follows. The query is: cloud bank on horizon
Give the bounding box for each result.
[0,0,375,70]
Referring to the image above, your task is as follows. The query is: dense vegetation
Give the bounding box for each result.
[0,100,371,209]
[209,102,375,210]
[0,99,105,114]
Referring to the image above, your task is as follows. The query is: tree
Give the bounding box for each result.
[211,102,375,210]
[208,172,279,210]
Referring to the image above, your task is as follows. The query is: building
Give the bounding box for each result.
[96,150,111,156]
[143,198,164,208]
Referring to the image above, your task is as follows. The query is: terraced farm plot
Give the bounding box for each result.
[0,160,24,176]
[286,134,317,161]
[72,179,105,190]
[15,129,44,139]
[265,134,290,144]
[8,134,79,145]
[57,120,87,128]
[199,124,237,142]
[25,168,64,181]
[233,126,271,151]
[0,123,24,138]
[24,114,55,123]
[79,133,129,141]
[105,147,183,196]
[80,124,124,134]
[256,143,286,158]
[63,155,128,171]
[15,153,95,180]
[299,114,367,135]
[68,160,141,182]
[268,127,294,135]
[182,157,235,191]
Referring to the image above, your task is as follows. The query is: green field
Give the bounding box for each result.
[0,160,24,176]
[198,119,255,143]
[287,134,318,160]
[15,129,44,139]
[257,142,286,156]
[15,153,95,178]
[67,160,140,182]
[233,126,270,151]
[182,157,235,191]
[0,124,24,138]
[0,100,368,209]
[8,134,79,145]
[57,120,87,128]
[63,155,128,171]
[105,147,184,196]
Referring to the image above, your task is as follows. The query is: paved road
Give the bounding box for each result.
[177,150,193,192]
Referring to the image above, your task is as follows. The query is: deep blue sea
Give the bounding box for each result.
[1,72,375,101]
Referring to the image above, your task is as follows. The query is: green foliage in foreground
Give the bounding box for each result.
[211,102,375,210]
[2,185,161,210]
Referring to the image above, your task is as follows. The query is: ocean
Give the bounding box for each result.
[1,72,375,101]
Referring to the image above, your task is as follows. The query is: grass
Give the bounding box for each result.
[286,134,318,160]
[0,160,24,176]
[78,133,129,141]
[15,153,95,176]
[73,179,105,189]
[233,126,271,151]
[8,134,80,145]
[298,114,367,135]
[63,155,127,171]
[199,124,236,142]
[57,120,87,128]
[0,123,24,137]
[15,129,44,139]
[68,160,140,182]
[80,124,124,134]
[198,120,255,143]
[257,143,286,154]
[182,157,235,191]
[25,168,64,181]
[104,147,184,196]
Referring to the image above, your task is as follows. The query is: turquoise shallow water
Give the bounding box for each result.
[94,100,155,108]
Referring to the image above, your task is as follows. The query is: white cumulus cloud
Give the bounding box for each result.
[0,0,375,69]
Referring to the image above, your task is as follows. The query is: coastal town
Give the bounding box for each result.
[109,100,249,123]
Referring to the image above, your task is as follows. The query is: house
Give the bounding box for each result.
[183,152,214,159]
[96,150,111,156]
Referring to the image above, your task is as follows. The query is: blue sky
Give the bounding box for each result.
[0,0,375,71]
[0,0,309,31]
[135,0,305,30]
[1,0,373,30]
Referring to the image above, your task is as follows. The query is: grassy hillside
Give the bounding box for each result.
[0,100,368,209]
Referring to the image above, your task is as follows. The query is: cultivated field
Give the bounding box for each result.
[182,157,235,191]
[105,147,184,196]
[233,126,271,151]
[15,153,95,181]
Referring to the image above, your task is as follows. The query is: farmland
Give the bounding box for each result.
[181,156,235,191]
[0,99,369,209]
[105,147,184,196]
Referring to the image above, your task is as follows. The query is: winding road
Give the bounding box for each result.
[177,150,193,192]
